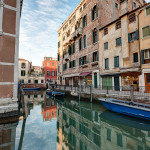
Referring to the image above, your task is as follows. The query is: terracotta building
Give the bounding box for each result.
[57,0,145,88]
[0,0,23,116]
[99,2,149,92]
[42,57,57,84]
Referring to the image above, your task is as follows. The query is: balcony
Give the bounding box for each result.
[70,27,83,40]
[63,36,71,46]
[64,53,70,61]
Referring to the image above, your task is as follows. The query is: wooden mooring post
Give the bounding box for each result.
[130,85,134,102]
[90,85,93,103]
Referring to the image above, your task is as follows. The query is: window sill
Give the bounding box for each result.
[91,61,98,66]
[92,17,98,22]
[142,35,150,40]
[116,45,122,47]
[92,41,98,45]
[79,64,88,68]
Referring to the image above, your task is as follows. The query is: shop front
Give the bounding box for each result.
[121,72,141,91]
[145,73,150,93]
[79,72,92,86]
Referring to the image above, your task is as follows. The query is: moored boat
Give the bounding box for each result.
[23,87,41,91]
[46,90,65,98]
[98,98,150,121]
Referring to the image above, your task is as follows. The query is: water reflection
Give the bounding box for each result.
[57,99,150,150]
[0,92,150,150]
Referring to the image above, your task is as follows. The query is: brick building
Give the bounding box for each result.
[42,57,57,84]
[99,2,150,92]
[0,0,23,116]
[57,0,145,88]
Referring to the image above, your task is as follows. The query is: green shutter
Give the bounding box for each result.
[96,52,98,61]
[136,30,139,40]
[128,33,131,42]
[141,50,145,64]
[92,30,94,44]
[79,58,81,66]
[81,37,82,50]
[82,17,84,28]
[96,4,98,18]
[79,39,80,51]
[86,15,87,26]
[91,8,93,21]
[96,28,98,42]
[92,53,94,62]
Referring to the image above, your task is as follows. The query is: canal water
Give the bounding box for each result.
[0,91,150,150]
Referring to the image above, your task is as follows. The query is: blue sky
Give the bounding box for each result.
[19,0,150,66]
[19,0,81,66]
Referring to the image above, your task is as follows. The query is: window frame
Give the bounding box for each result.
[92,51,98,62]
[133,52,138,63]
[146,6,150,16]
[0,1,3,34]
[83,35,87,48]
[105,58,109,70]
[129,13,136,24]
[21,70,26,76]
[116,21,121,30]
[104,42,108,50]
[114,56,119,68]
[47,71,50,76]
[116,37,122,46]
[142,25,150,39]
[104,28,108,36]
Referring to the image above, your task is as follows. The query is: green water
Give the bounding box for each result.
[0,91,150,150]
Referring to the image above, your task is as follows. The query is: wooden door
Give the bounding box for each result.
[145,74,150,93]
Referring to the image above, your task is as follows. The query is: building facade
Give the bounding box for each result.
[57,0,145,88]
[42,57,57,84]
[0,0,23,115]
[99,3,150,92]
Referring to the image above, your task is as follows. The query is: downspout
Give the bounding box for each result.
[137,10,142,70]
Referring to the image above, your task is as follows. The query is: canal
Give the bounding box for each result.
[0,91,150,150]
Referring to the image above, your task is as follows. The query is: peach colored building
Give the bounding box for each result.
[0,0,23,116]
[57,0,145,88]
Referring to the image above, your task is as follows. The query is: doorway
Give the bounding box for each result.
[114,76,120,91]
[94,73,97,88]
[145,73,150,93]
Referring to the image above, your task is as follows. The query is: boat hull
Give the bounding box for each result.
[23,87,41,91]
[100,100,150,121]
[46,91,65,98]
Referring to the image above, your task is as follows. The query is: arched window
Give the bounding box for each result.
[92,28,98,44]
[91,4,98,21]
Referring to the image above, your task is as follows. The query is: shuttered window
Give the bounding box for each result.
[82,15,87,28]
[146,6,150,16]
[129,13,136,24]
[91,4,98,21]
[107,128,111,141]
[104,42,108,50]
[79,37,82,51]
[133,53,138,63]
[72,42,75,54]
[116,37,122,46]
[79,56,87,66]
[116,21,121,30]
[128,30,139,42]
[63,63,67,71]
[69,60,76,68]
[104,28,108,35]
[21,70,26,76]
[142,26,150,38]
[93,51,98,62]
[79,123,89,137]
[92,28,98,44]
[69,118,76,128]
[114,56,119,68]
[57,53,60,61]
[102,77,112,90]
[117,133,123,147]
[105,58,109,69]
[58,41,60,48]
[83,35,87,48]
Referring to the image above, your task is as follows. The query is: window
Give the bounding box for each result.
[34,80,38,84]
[114,56,119,68]
[41,95,43,98]
[28,95,30,99]
[105,58,109,69]
[129,13,136,24]
[133,2,136,8]
[28,80,31,83]
[116,37,122,46]
[63,63,67,71]
[92,28,98,44]
[104,28,108,35]
[144,49,150,59]
[79,37,82,51]
[47,71,50,76]
[69,60,76,68]
[146,6,150,16]
[58,66,60,73]
[80,7,82,12]
[116,21,121,30]
[104,42,108,50]
[21,63,26,68]
[133,53,138,63]
[128,30,139,42]
[21,80,24,83]
[146,74,150,83]
[82,15,87,28]
[72,42,75,54]
[115,3,118,9]
[107,128,111,141]
[138,146,143,150]
[46,112,49,117]
[58,41,60,48]
[52,62,55,66]
[51,71,55,76]
[57,53,60,61]
[69,118,76,128]
[93,51,98,62]
[41,80,44,83]
[142,26,150,38]
[47,62,50,66]
[91,4,98,21]
[83,3,86,9]
[69,19,71,24]
[34,95,37,98]
[83,35,86,48]
[79,56,87,66]
[21,70,26,76]
[117,133,123,147]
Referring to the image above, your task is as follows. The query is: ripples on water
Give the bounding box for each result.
[0,91,150,150]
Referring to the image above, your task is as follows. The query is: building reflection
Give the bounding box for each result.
[0,117,18,150]
[41,95,57,121]
[57,100,150,150]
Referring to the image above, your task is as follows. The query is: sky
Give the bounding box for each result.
[19,0,150,66]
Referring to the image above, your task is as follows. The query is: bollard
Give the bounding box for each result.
[90,85,93,103]
[130,85,134,102]
[79,85,81,101]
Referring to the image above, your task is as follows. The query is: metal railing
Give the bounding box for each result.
[56,85,150,101]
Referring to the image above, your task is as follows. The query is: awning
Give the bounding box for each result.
[79,72,91,77]
[121,72,141,77]
[63,73,80,78]
[101,73,120,77]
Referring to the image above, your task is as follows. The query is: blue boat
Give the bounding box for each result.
[23,87,41,91]
[46,90,65,98]
[98,98,150,121]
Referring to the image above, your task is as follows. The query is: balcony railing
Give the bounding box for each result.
[64,53,70,61]
[70,27,83,40]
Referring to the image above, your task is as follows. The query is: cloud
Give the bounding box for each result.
[19,0,80,66]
